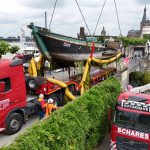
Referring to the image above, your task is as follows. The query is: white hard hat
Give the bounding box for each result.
[39,94,44,98]
[48,98,53,103]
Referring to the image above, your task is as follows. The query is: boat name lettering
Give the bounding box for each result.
[63,42,71,47]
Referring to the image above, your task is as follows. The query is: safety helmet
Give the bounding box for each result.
[48,98,53,103]
[39,94,44,98]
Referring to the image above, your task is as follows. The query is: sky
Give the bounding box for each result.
[0,0,150,38]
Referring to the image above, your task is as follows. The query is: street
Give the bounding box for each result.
[94,133,111,150]
[0,115,38,148]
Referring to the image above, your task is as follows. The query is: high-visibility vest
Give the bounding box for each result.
[45,103,57,116]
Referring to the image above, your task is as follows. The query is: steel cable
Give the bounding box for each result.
[74,0,92,37]
[49,0,58,29]
[93,0,107,35]
[114,0,122,36]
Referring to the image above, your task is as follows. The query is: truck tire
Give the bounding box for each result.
[5,113,23,135]
[26,78,39,90]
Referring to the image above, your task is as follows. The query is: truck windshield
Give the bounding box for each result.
[114,109,150,133]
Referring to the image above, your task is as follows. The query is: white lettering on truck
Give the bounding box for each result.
[0,99,10,110]
[117,127,149,140]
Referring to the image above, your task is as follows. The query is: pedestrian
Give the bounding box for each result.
[36,94,46,120]
[45,98,59,117]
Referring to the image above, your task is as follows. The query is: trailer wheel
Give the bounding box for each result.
[26,78,39,90]
[5,113,23,135]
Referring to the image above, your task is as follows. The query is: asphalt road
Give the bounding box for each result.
[0,115,38,148]
[94,133,111,150]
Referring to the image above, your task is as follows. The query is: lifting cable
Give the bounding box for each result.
[49,0,58,29]
[74,0,92,37]
[93,0,107,35]
[113,0,122,36]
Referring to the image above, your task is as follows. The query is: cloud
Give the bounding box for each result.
[0,14,19,24]
[136,0,150,4]
[0,0,150,38]
[17,0,65,9]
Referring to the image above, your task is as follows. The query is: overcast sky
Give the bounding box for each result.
[0,0,150,38]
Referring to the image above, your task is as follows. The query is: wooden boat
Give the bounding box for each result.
[28,23,117,67]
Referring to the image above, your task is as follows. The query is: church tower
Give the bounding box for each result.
[140,6,150,37]
[101,26,106,36]
[142,6,146,22]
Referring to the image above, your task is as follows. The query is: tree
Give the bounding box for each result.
[118,37,147,47]
[0,41,10,59]
[143,71,150,84]
[0,40,19,59]
[9,45,20,54]
[143,34,150,40]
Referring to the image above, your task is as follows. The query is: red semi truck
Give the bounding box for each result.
[0,58,78,135]
[111,92,150,150]
[0,58,116,135]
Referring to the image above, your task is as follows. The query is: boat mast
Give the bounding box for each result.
[45,11,47,29]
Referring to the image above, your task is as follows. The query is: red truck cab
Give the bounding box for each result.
[0,59,27,134]
[111,92,150,150]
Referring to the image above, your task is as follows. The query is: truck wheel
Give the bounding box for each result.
[26,78,39,90]
[5,113,23,135]
[53,96,60,106]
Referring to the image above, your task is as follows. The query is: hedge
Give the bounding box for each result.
[1,77,121,150]
[143,71,150,84]
[129,71,150,86]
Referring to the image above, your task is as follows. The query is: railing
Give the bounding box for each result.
[130,83,150,93]
[128,57,140,73]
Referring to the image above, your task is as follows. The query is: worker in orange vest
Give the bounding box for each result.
[45,98,59,117]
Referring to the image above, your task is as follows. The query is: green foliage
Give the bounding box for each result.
[97,37,105,44]
[1,77,121,150]
[143,71,150,84]
[0,41,10,57]
[119,37,147,47]
[129,71,144,86]
[143,34,150,40]
[0,41,19,58]
[9,45,20,54]
[129,71,150,86]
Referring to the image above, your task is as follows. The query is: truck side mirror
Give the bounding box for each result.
[0,82,5,92]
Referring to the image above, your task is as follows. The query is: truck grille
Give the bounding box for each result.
[116,136,149,150]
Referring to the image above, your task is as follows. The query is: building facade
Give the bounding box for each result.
[127,6,150,38]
